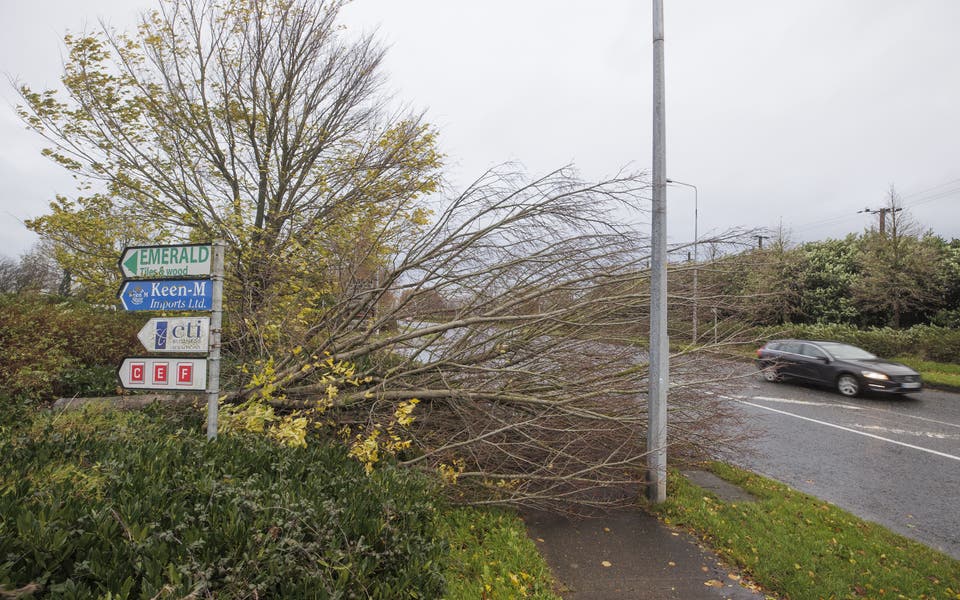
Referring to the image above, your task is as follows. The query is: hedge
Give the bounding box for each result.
[0,404,446,598]
[0,294,141,401]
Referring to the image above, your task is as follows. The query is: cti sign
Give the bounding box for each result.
[118,357,207,391]
[119,279,214,311]
[137,317,210,353]
[119,244,211,279]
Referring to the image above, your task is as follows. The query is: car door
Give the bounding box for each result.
[773,341,805,378]
[797,343,832,384]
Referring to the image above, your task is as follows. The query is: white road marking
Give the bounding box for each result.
[749,396,864,410]
[742,391,960,430]
[850,424,960,441]
[847,403,960,430]
[733,399,960,463]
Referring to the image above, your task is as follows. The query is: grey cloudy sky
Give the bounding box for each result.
[3,1,959,258]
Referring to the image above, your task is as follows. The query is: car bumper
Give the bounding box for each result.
[863,379,923,393]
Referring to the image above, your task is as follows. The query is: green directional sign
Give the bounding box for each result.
[119,244,211,279]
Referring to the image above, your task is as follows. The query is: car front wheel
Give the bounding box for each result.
[836,374,860,397]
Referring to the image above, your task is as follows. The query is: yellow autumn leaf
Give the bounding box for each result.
[601,561,612,568]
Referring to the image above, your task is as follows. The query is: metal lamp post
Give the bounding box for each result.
[666,179,698,343]
[647,0,668,503]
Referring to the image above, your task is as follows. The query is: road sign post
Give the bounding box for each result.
[116,240,224,441]
[206,241,225,440]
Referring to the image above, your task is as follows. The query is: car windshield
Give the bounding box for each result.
[817,342,877,360]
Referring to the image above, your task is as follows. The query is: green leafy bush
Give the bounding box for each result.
[56,366,120,398]
[0,294,140,401]
[757,323,960,364]
[930,308,960,329]
[0,404,446,598]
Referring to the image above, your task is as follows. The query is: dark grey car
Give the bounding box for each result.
[755,339,922,397]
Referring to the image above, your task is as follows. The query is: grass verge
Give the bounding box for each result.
[650,463,960,600]
[440,507,561,599]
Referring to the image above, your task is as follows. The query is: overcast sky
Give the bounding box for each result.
[3,1,959,259]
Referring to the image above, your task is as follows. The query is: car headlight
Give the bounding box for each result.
[861,371,889,381]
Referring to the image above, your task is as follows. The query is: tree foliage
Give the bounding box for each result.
[851,191,944,327]
[19,0,441,334]
[796,237,860,325]
[706,197,959,330]
[0,244,63,295]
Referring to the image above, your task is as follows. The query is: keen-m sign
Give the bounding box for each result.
[119,279,214,311]
[119,244,211,278]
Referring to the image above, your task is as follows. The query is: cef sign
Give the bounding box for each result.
[118,357,207,391]
[120,244,211,278]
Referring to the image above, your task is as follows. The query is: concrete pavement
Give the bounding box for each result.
[522,472,770,599]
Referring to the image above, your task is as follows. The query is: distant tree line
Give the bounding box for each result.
[703,214,960,330]
[0,243,68,296]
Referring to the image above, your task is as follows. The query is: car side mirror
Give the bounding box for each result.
[815,356,829,363]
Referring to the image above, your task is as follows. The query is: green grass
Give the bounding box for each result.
[896,356,960,389]
[439,507,560,600]
[649,463,960,600]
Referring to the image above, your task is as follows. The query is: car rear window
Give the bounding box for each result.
[777,342,802,354]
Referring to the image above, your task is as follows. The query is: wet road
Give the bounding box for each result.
[715,375,960,560]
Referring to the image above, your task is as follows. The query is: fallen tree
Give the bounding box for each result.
[224,166,756,511]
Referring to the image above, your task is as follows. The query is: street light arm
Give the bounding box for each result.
[665,178,698,249]
[666,178,700,345]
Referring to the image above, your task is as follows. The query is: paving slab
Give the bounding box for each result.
[522,506,768,600]
[682,470,758,504]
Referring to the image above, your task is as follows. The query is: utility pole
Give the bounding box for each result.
[756,234,770,249]
[858,206,902,235]
[647,0,668,504]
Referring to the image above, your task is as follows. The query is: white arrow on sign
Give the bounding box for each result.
[118,357,207,391]
[137,317,210,353]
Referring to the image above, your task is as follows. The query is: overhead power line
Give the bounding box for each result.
[788,176,960,235]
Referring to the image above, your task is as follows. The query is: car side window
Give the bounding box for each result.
[778,342,802,354]
[801,343,827,359]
